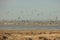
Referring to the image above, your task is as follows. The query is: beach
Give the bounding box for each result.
[0,30,60,40]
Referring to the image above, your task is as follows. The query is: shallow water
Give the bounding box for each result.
[0,25,60,30]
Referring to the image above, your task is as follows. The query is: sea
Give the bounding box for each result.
[0,25,60,30]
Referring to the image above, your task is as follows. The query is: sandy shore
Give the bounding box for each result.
[0,30,60,40]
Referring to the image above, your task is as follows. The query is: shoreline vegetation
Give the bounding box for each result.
[0,20,60,26]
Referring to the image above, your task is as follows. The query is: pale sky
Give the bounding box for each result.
[0,0,60,21]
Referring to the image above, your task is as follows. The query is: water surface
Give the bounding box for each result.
[0,25,60,30]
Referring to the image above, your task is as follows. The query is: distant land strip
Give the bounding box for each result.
[0,20,60,26]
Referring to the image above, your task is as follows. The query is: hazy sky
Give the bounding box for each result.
[0,0,60,21]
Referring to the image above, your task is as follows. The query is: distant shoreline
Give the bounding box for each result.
[0,21,60,26]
